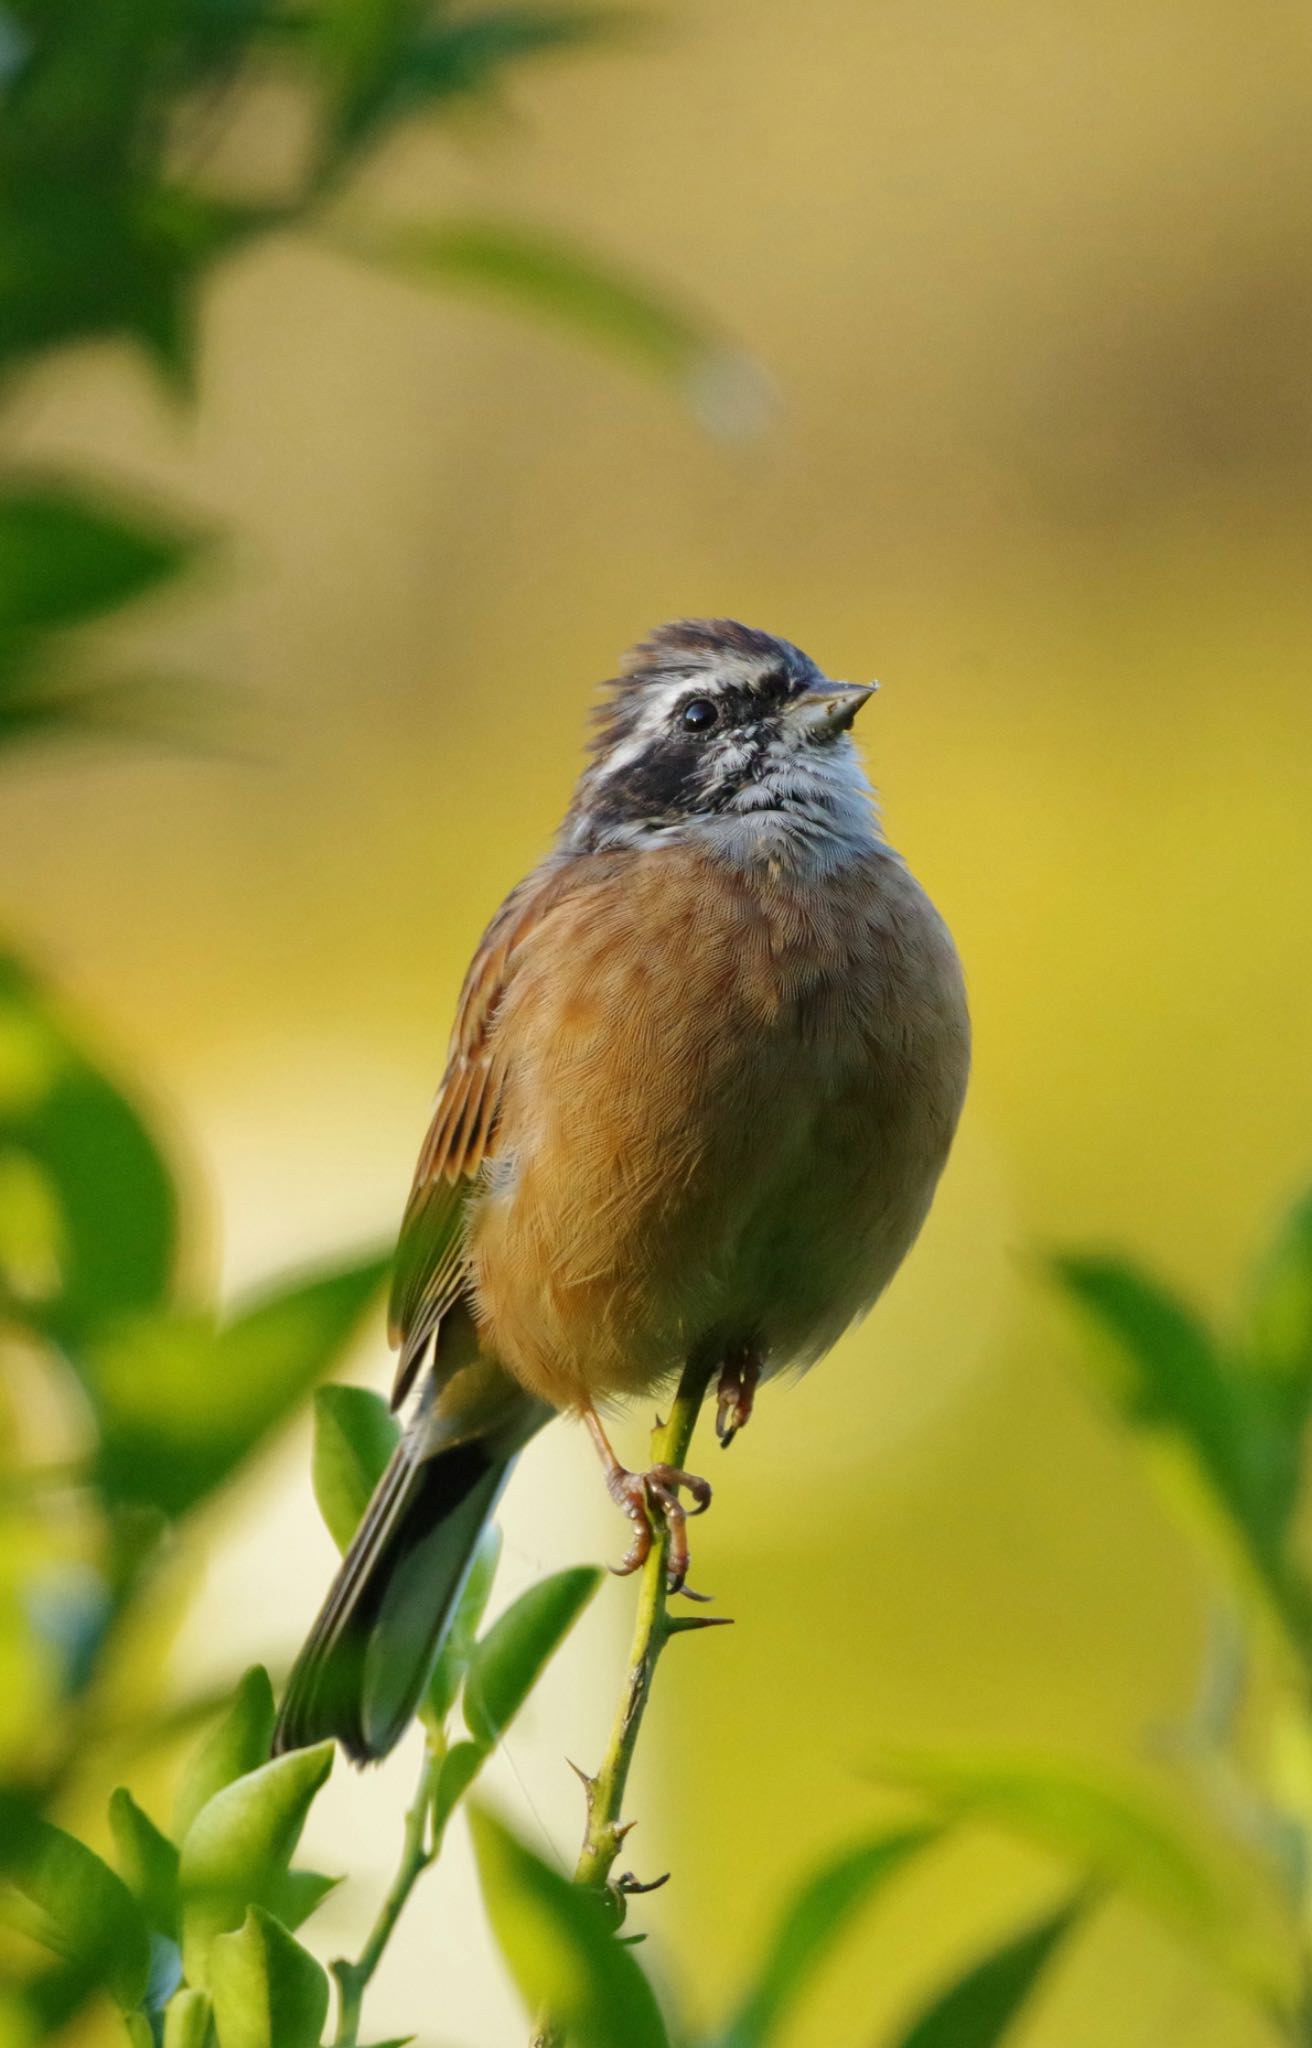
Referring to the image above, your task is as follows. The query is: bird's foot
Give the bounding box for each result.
[605,1461,712,1593]
[716,1348,761,1448]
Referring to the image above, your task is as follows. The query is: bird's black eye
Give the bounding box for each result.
[681,696,718,733]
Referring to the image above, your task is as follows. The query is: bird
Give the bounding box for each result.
[273,619,970,1763]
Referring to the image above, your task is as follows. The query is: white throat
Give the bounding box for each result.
[569,734,881,874]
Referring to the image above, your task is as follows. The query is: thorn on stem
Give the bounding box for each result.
[667,1613,734,1634]
[618,1868,671,1895]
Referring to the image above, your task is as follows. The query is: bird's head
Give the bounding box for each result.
[564,618,878,865]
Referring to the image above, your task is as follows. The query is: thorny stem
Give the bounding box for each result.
[332,1725,447,2048]
[532,1354,724,2048]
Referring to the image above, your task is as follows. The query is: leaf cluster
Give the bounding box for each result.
[0,0,736,754]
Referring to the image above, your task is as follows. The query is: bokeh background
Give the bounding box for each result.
[4,0,1312,2042]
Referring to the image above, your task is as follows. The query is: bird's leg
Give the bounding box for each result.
[716,1346,761,1448]
[581,1407,712,1594]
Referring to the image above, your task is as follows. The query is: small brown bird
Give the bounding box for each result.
[274,620,969,1762]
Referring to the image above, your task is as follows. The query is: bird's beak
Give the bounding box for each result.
[791,680,878,740]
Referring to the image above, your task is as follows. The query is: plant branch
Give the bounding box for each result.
[332,1726,447,2048]
[533,1354,723,2047]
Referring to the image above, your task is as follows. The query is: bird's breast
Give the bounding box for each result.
[466,841,969,1407]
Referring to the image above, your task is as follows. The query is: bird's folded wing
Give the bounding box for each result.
[386,860,577,1407]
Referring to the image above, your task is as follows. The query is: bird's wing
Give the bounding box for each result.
[387,860,572,1407]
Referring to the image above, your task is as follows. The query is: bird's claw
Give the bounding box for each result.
[605,1462,713,1592]
[715,1349,760,1448]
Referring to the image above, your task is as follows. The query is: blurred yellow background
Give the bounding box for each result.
[4,0,1312,2040]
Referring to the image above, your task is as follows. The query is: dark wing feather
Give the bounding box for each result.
[386,868,562,1408]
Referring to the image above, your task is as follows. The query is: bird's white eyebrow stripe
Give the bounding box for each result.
[592,675,719,783]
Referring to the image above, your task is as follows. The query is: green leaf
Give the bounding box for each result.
[312,1383,401,1552]
[179,1742,333,1986]
[163,1988,213,2048]
[110,1785,180,1937]
[0,477,205,636]
[87,1252,389,1517]
[174,1666,277,1841]
[0,950,178,1347]
[0,661,227,756]
[432,1739,485,1837]
[470,1805,670,2048]
[349,218,759,429]
[1053,1253,1297,1586]
[892,1895,1086,2048]
[463,1564,600,1747]
[426,1519,502,1722]
[266,1865,341,1932]
[1244,1189,1312,1406]
[876,1751,1217,1928]
[316,1,613,168]
[208,1905,329,2048]
[717,1828,939,2048]
[7,1816,152,2008]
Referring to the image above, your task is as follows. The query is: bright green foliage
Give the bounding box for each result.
[463,1564,602,1746]
[174,1667,278,1842]
[5,1816,152,2010]
[0,950,179,1346]
[471,1804,673,2048]
[892,1895,1087,2048]
[178,1743,334,1985]
[163,1988,214,2048]
[716,1828,941,2048]
[110,1786,182,1938]
[84,1254,389,1518]
[208,1905,331,2048]
[313,1383,403,1552]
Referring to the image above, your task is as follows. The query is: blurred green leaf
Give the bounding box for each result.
[316,1,613,170]
[871,1749,1297,2007]
[426,1518,502,1722]
[1052,1253,1306,1613]
[179,1741,333,1985]
[110,1785,180,1937]
[717,1829,939,2048]
[0,477,205,638]
[891,1894,1087,2048]
[0,178,269,388]
[350,218,752,420]
[471,1804,670,2048]
[175,1666,277,1841]
[163,1987,213,2048]
[312,1383,401,1553]
[432,1738,485,1836]
[876,1751,1217,1930]
[463,1563,600,1748]
[0,951,178,1346]
[208,1905,330,2048]
[6,1816,152,2008]
[1243,1189,1312,1409]
[0,662,227,756]
[86,1252,389,1518]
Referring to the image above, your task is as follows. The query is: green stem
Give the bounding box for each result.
[332,1727,447,2048]
[533,1354,720,2048]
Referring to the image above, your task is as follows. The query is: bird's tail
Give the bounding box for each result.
[274,1340,548,1764]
